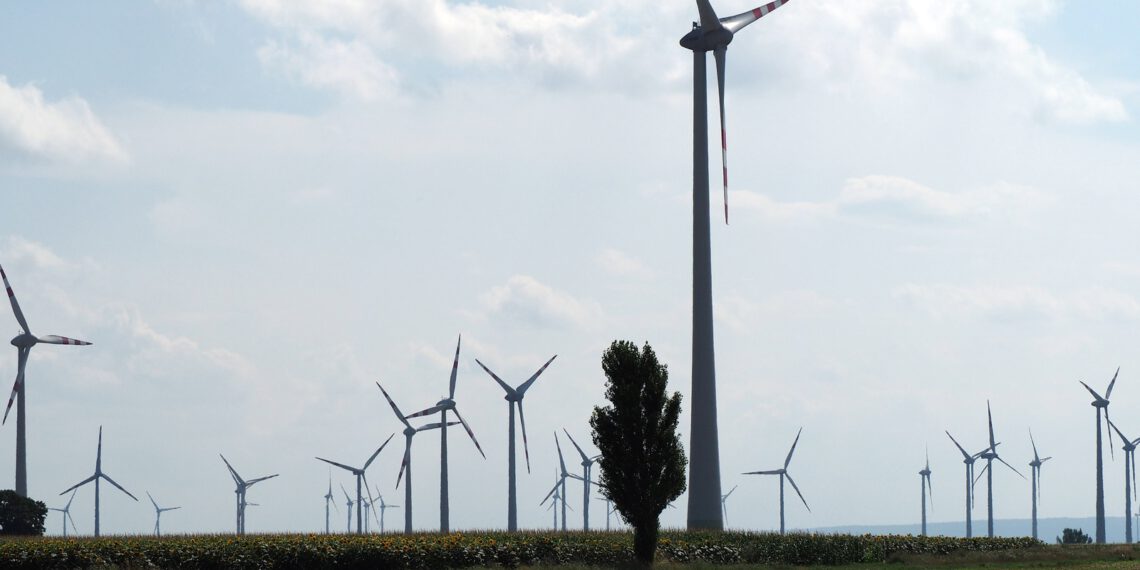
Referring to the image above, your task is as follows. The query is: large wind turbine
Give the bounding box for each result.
[974,402,1025,538]
[563,429,600,531]
[49,490,78,537]
[1081,367,1119,544]
[720,484,737,528]
[59,427,137,537]
[679,0,793,530]
[1,264,92,497]
[377,382,456,534]
[315,434,394,535]
[147,492,180,536]
[219,454,277,535]
[1107,419,1137,543]
[946,431,989,537]
[406,335,486,533]
[743,427,809,534]
[475,354,557,531]
[323,473,338,534]
[1027,429,1051,541]
[919,450,932,537]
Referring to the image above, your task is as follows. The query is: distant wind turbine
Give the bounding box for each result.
[946,430,989,538]
[721,485,737,528]
[219,454,277,535]
[919,449,932,537]
[376,381,456,534]
[323,472,338,534]
[341,484,353,533]
[60,426,137,537]
[597,496,616,531]
[475,354,557,531]
[678,0,795,530]
[1028,429,1051,541]
[315,434,394,535]
[563,429,600,531]
[405,335,486,533]
[1107,419,1137,544]
[147,492,180,537]
[743,427,810,534]
[540,432,578,532]
[974,402,1025,538]
[1080,367,1119,544]
[48,490,79,537]
[1,264,93,497]
[375,490,399,534]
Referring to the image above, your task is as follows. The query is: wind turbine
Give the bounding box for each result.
[1,264,92,497]
[1107,419,1137,543]
[48,490,78,537]
[475,354,557,531]
[679,0,794,530]
[946,431,990,538]
[1028,429,1051,541]
[315,434,394,535]
[597,496,616,531]
[720,484,737,528]
[341,484,353,533]
[147,492,180,536]
[1080,367,1119,544]
[375,490,399,534]
[743,427,809,534]
[405,335,486,533]
[376,381,456,534]
[919,449,932,537]
[59,426,137,537]
[974,402,1025,538]
[563,429,600,531]
[543,467,573,530]
[322,472,338,534]
[219,454,277,535]
[540,432,576,531]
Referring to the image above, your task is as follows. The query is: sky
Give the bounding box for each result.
[1,0,1140,537]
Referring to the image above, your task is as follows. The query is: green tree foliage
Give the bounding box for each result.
[1056,527,1092,544]
[590,340,686,565]
[0,490,47,536]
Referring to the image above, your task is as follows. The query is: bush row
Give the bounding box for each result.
[0,531,1043,569]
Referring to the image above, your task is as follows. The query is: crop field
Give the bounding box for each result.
[0,531,1059,569]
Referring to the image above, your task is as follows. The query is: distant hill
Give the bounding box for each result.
[807,517,1136,543]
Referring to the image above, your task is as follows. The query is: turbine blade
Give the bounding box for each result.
[973,462,989,486]
[1107,366,1120,399]
[1029,428,1040,463]
[694,0,723,31]
[68,511,78,535]
[406,405,445,419]
[341,484,351,503]
[714,45,729,224]
[451,407,485,458]
[363,433,396,470]
[720,0,792,34]
[219,454,244,485]
[246,474,278,486]
[65,489,77,510]
[927,474,933,510]
[785,472,810,512]
[35,335,91,346]
[60,474,97,495]
[541,480,560,505]
[316,457,358,474]
[563,429,589,462]
[996,456,1026,480]
[449,334,461,399]
[148,491,159,511]
[2,347,29,425]
[517,354,557,395]
[100,473,138,501]
[518,400,532,473]
[1108,418,1130,447]
[945,431,971,460]
[1080,380,1106,402]
[987,401,996,449]
[725,484,737,498]
[396,444,410,490]
[376,382,412,428]
[474,359,515,396]
[0,265,30,333]
[784,427,803,469]
[555,432,568,474]
[1106,408,1117,460]
[743,469,783,475]
[362,473,381,529]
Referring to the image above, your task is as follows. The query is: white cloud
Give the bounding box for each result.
[479,274,602,329]
[595,248,651,278]
[894,283,1140,322]
[0,76,127,163]
[257,32,399,100]
[716,290,837,333]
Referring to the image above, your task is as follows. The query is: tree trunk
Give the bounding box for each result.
[633,518,659,565]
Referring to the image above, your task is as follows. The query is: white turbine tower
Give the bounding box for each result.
[59,426,137,537]
[563,429,600,531]
[315,434,394,535]
[48,490,79,537]
[475,354,557,531]
[147,492,181,536]
[1,264,92,498]
[679,0,794,530]
[219,454,277,535]
[1028,429,1051,541]
[720,485,737,527]
[743,427,809,534]
[405,335,486,533]
[376,382,456,534]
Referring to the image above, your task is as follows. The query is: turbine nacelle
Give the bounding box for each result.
[679,25,733,52]
[10,333,35,348]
